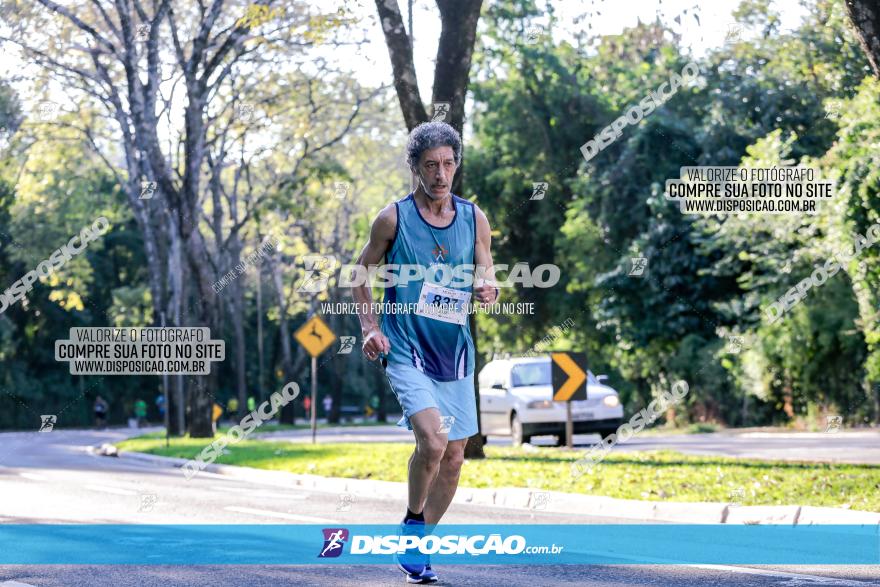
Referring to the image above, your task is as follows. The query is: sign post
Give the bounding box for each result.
[294,315,336,444]
[550,352,587,448]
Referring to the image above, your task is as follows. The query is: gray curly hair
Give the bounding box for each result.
[405,121,462,169]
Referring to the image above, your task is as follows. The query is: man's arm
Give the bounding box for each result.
[473,205,499,306]
[353,204,396,360]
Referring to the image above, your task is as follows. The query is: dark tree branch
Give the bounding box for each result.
[374,0,427,130]
[845,0,880,78]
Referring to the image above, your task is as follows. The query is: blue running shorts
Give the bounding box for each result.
[384,362,478,441]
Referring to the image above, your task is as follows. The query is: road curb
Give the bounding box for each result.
[116,449,880,525]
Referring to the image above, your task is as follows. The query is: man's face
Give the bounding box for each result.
[414,145,457,199]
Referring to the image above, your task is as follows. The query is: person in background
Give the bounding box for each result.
[93,395,109,429]
[134,398,147,428]
[247,396,256,412]
[369,394,380,421]
[228,397,239,422]
[322,394,333,420]
[212,403,223,434]
[155,394,166,422]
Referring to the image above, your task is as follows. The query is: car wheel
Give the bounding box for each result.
[511,413,531,446]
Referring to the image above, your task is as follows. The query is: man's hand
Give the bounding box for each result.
[362,328,390,361]
[474,280,499,306]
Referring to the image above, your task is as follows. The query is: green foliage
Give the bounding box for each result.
[467,0,880,427]
[2,0,878,431]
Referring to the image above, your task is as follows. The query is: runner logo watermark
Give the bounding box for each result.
[530,182,548,200]
[825,415,842,433]
[140,181,157,200]
[138,493,158,512]
[319,528,348,558]
[524,25,544,44]
[432,102,450,122]
[334,181,351,200]
[38,415,56,432]
[336,493,355,512]
[438,415,455,434]
[297,255,337,293]
[629,254,648,277]
[337,336,356,354]
[530,492,550,510]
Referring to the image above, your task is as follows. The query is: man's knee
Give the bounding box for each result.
[416,437,447,464]
[442,443,465,472]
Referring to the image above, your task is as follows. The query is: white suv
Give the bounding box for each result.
[478,356,624,446]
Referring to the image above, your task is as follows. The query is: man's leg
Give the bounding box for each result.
[406,408,449,515]
[422,438,466,525]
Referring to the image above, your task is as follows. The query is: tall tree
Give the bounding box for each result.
[7,1,321,436]
[374,0,485,457]
[845,0,880,77]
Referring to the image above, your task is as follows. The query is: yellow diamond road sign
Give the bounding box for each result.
[294,315,336,358]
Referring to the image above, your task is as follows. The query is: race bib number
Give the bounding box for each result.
[414,283,471,325]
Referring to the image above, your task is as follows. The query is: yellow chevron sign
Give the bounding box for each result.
[551,352,587,401]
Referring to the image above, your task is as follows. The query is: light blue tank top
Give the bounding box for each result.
[381,192,476,381]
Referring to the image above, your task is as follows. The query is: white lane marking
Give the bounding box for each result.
[18,472,48,481]
[212,486,308,500]
[690,564,876,586]
[224,506,338,523]
[85,484,139,496]
[1,581,40,586]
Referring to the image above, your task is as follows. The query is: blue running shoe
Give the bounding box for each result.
[417,563,438,583]
[404,566,438,584]
[395,517,428,576]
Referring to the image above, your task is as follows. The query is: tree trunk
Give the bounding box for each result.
[268,252,297,424]
[376,0,485,456]
[167,215,186,436]
[257,267,266,403]
[464,311,486,458]
[845,0,880,78]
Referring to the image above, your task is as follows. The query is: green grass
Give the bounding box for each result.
[684,422,721,434]
[209,420,394,435]
[116,435,880,512]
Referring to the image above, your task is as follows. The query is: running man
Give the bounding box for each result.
[353,121,498,584]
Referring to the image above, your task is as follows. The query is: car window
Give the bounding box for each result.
[511,362,551,387]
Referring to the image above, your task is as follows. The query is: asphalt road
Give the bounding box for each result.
[259,424,880,464]
[0,429,877,586]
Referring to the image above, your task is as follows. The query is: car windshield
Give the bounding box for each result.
[511,362,550,387]
[511,361,601,387]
